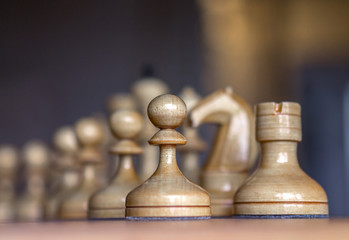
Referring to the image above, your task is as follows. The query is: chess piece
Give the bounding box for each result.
[107,93,137,114]
[178,87,206,184]
[132,78,169,181]
[89,110,143,219]
[0,145,19,222]
[234,102,329,217]
[126,94,211,219]
[17,140,50,221]
[106,93,138,175]
[188,87,258,216]
[44,126,80,220]
[58,118,104,220]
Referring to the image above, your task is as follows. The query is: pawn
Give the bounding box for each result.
[16,140,50,221]
[89,110,143,219]
[126,94,211,219]
[0,145,19,222]
[44,126,80,220]
[234,102,329,217]
[178,87,206,184]
[107,93,137,114]
[58,118,104,220]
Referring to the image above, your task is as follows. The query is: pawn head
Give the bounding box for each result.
[0,145,19,169]
[75,118,103,147]
[147,94,187,129]
[22,140,50,168]
[110,110,143,139]
[53,126,78,154]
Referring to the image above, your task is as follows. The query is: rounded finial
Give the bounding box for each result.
[22,140,50,168]
[147,94,187,129]
[0,145,19,169]
[53,126,78,154]
[107,93,137,114]
[75,118,103,146]
[110,110,143,139]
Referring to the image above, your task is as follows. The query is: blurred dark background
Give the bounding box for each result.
[1,0,349,216]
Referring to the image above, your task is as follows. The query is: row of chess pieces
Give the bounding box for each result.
[0,78,329,222]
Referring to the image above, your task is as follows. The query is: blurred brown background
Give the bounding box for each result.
[1,0,349,216]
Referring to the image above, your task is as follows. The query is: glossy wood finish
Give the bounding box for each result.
[58,118,104,220]
[132,78,169,181]
[44,126,80,220]
[16,140,50,222]
[0,145,19,222]
[2,219,349,240]
[126,94,211,219]
[178,87,206,184]
[89,110,143,219]
[188,87,258,216]
[234,102,329,216]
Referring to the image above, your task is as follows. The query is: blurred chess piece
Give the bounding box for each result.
[188,87,258,216]
[58,118,105,220]
[16,140,50,221]
[0,145,19,222]
[126,94,211,219]
[106,93,138,175]
[93,113,114,183]
[44,126,80,220]
[178,87,206,184]
[89,110,142,219]
[132,78,169,181]
[107,93,138,114]
[234,102,329,217]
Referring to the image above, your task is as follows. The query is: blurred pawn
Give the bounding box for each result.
[178,87,206,184]
[0,145,19,222]
[16,140,50,221]
[106,93,138,174]
[58,118,105,220]
[93,113,114,184]
[44,126,80,220]
[107,93,137,114]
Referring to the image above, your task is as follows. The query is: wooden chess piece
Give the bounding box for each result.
[234,102,329,217]
[0,145,19,222]
[188,87,258,216]
[106,93,138,175]
[16,140,50,221]
[58,118,104,220]
[107,93,137,114]
[126,94,211,219]
[44,126,80,220]
[178,87,206,184]
[89,110,143,219]
[132,78,169,181]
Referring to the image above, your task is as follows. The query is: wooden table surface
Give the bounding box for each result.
[1,218,349,240]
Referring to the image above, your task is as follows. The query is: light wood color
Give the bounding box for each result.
[44,126,80,220]
[89,110,143,219]
[16,140,50,221]
[2,219,349,240]
[132,78,169,181]
[107,93,137,114]
[58,118,104,220]
[188,87,258,216]
[126,94,211,219]
[178,87,206,184]
[0,145,19,222]
[234,102,328,216]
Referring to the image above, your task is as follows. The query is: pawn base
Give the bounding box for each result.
[234,202,329,216]
[126,206,211,218]
[88,208,125,219]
